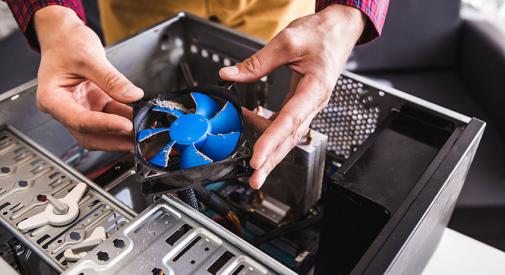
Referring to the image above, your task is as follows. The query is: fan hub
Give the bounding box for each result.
[169,114,211,145]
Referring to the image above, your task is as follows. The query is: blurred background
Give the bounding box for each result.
[1,0,504,253]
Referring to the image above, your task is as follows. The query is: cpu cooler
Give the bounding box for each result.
[133,84,253,191]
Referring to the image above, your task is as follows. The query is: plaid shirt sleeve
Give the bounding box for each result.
[3,0,85,49]
[316,0,389,43]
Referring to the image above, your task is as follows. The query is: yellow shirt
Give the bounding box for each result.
[98,0,315,44]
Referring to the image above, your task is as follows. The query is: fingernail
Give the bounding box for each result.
[256,171,268,189]
[251,154,267,169]
[220,66,239,76]
[122,87,143,99]
[119,129,132,135]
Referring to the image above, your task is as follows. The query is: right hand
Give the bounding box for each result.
[34,6,143,151]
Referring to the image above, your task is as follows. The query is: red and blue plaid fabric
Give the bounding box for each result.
[4,0,388,48]
[316,0,389,42]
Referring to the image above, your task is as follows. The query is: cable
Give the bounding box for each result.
[193,185,242,234]
[177,189,199,210]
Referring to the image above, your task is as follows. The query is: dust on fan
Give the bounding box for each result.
[137,93,243,170]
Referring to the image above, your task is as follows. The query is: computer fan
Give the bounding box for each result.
[133,84,252,190]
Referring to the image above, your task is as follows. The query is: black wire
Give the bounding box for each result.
[176,189,199,210]
[193,185,231,217]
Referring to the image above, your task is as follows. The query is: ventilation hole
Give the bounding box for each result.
[190,44,198,53]
[232,265,245,275]
[97,251,109,262]
[201,49,209,58]
[37,234,51,245]
[48,172,60,179]
[172,237,201,262]
[69,231,81,241]
[0,202,10,211]
[166,224,192,245]
[113,239,125,249]
[55,251,64,261]
[207,251,235,274]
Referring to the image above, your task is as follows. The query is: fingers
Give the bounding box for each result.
[242,108,271,134]
[69,130,134,152]
[248,75,329,188]
[83,55,144,104]
[280,72,303,107]
[249,75,327,170]
[249,116,311,189]
[249,114,311,188]
[37,88,133,135]
[104,100,133,120]
[219,33,292,82]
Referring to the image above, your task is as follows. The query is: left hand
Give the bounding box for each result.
[220,5,365,189]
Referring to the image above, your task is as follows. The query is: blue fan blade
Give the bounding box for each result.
[179,143,213,169]
[191,92,220,118]
[152,106,185,118]
[138,127,170,142]
[209,102,242,134]
[149,140,176,168]
[199,132,240,161]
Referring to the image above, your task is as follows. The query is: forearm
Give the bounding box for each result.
[3,0,85,49]
[317,4,366,47]
[34,5,84,52]
[316,0,390,43]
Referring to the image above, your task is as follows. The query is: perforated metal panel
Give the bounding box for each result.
[0,127,134,272]
[311,76,380,159]
[63,195,295,275]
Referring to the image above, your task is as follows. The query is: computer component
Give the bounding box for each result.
[204,181,321,274]
[0,126,134,272]
[254,108,328,218]
[133,84,253,189]
[63,195,295,275]
[0,12,485,275]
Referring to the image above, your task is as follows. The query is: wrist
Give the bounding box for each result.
[34,5,84,51]
[317,4,366,44]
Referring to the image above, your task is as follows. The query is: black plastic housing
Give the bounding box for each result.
[133,83,253,192]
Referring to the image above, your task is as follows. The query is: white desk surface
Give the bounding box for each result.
[422,228,505,275]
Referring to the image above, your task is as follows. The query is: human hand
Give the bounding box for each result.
[220,5,365,189]
[34,6,143,151]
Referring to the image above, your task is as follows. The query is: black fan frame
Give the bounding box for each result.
[133,83,253,192]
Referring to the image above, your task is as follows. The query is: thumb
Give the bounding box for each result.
[85,57,143,103]
[219,37,289,82]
